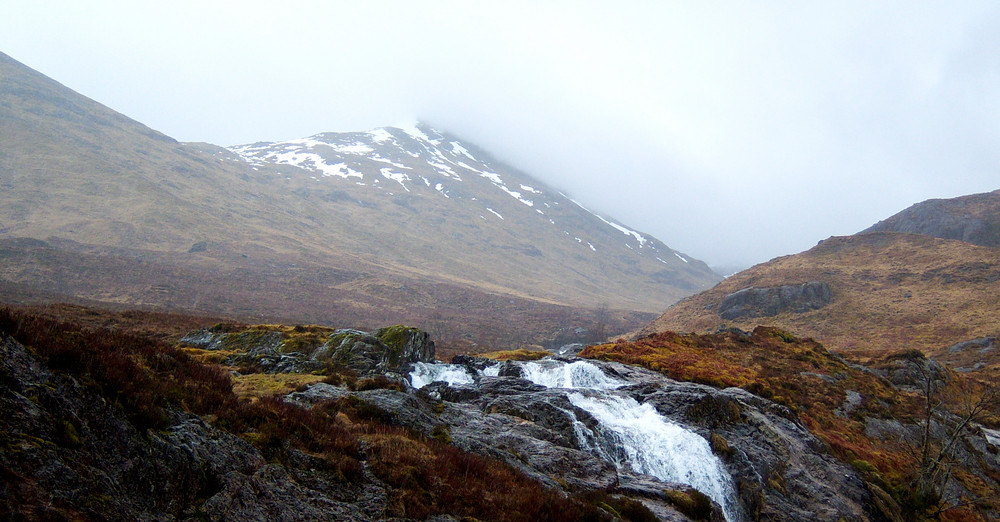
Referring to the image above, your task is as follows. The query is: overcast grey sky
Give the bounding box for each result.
[3,1,998,269]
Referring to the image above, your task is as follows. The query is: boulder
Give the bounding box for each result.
[325,325,435,377]
[718,281,833,319]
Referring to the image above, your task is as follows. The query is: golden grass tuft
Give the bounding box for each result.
[231,373,326,400]
[475,348,551,361]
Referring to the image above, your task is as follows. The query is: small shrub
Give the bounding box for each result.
[709,432,733,456]
[663,489,713,521]
[352,375,405,392]
[851,459,878,474]
[575,491,656,522]
[431,424,452,445]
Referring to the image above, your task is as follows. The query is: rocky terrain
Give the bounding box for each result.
[640,231,1000,379]
[581,327,1000,521]
[5,305,998,520]
[862,190,1000,247]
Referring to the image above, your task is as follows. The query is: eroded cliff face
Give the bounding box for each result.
[717,281,833,320]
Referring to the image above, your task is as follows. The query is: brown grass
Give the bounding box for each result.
[231,373,326,400]
[0,305,611,520]
[645,233,1000,366]
[581,326,999,519]
[475,348,552,361]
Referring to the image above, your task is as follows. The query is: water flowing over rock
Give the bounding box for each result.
[409,361,480,388]
[516,359,742,521]
[405,356,883,521]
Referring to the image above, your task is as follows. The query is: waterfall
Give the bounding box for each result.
[410,359,743,521]
[566,391,742,521]
[519,360,742,521]
[520,359,624,389]
[409,362,477,388]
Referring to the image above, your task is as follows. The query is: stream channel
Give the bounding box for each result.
[410,358,744,521]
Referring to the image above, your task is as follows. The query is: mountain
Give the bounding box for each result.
[222,122,719,306]
[0,51,719,347]
[861,189,1000,247]
[640,190,1000,373]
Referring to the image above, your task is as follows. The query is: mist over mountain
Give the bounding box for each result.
[0,50,718,348]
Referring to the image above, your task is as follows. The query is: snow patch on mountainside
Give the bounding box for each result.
[227,123,705,271]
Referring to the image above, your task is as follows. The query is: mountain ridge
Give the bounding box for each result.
[861,188,1000,247]
[640,188,1000,375]
[0,50,717,348]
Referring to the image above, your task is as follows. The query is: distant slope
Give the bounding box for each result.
[0,50,717,346]
[222,124,720,308]
[861,189,1000,247]
[0,51,324,256]
[640,232,1000,363]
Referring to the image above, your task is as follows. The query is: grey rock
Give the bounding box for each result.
[947,337,996,354]
[325,326,436,376]
[200,465,375,522]
[718,281,833,319]
[836,390,863,417]
[860,191,1000,247]
[0,332,384,521]
[557,343,586,356]
[283,382,351,406]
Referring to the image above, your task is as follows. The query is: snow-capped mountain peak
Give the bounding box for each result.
[225,123,719,299]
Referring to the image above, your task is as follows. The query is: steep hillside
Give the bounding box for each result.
[862,189,1000,247]
[640,233,1000,368]
[0,51,718,347]
[222,123,718,308]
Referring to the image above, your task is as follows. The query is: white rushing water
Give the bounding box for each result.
[519,360,742,521]
[565,390,742,521]
[520,360,625,389]
[410,359,743,521]
[409,362,477,389]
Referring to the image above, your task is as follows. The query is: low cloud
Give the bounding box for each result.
[2,1,998,267]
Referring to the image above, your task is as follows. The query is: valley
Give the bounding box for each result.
[3,48,1000,522]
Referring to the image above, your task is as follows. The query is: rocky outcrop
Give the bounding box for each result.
[179,324,435,377]
[349,355,894,521]
[861,190,1000,247]
[718,281,833,320]
[0,332,386,521]
[869,351,950,392]
[326,325,436,377]
[591,360,879,521]
[947,336,996,354]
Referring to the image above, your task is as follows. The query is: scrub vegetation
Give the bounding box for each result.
[581,327,1000,520]
[0,306,628,521]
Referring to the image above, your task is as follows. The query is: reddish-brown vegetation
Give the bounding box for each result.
[0,306,613,521]
[643,234,1000,369]
[581,327,1000,520]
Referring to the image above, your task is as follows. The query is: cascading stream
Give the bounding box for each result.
[409,361,478,388]
[520,360,743,522]
[411,358,744,521]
